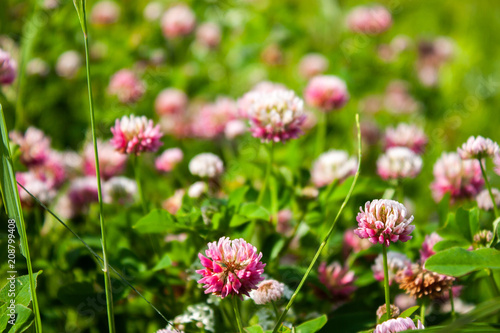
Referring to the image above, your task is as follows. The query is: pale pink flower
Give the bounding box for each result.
[16,172,56,207]
[346,5,392,35]
[495,154,500,176]
[304,75,349,112]
[83,140,127,180]
[59,151,83,176]
[430,152,484,202]
[156,328,182,333]
[160,114,192,138]
[384,123,428,154]
[311,150,357,187]
[458,136,499,160]
[377,147,423,180]
[155,148,183,173]
[0,49,17,85]
[143,2,163,21]
[55,50,81,79]
[154,88,188,116]
[318,261,357,301]
[60,177,99,218]
[417,37,454,87]
[161,4,196,39]
[237,81,287,118]
[245,89,306,143]
[103,176,137,205]
[420,232,443,263]
[9,127,51,167]
[384,81,420,114]
[196,237,266,299]
[30,151,67,189]
[224,119,247,140]
[275,209,294,235]
[26,58,49,77]
[188,153,224,178]
[110,115,163,155]
[108,69,145,104]
[372,251,411,284]
[354,199,415,247]
[373,317,424,333]
[191,98,237,139]
[476,188,500,211]
[90,1,120,25]
[162,189,185,214]
[196,22,221,49]
[298,53,329,79]
[188,181,207,199]
[250,279,285,305]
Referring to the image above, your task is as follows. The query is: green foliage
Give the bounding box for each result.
[425,248,500,277]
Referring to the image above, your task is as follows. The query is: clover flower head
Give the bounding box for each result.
[83,139,127,180]
[161,4,196,39]
[311,150,358,187]
[0,48,17,85]
[304,75,349,112]
[9,127,51,167]
[196,237,266,299]
[155,148,184,173]
[155,88,188,116]
[110,114,163,155]
[298,53,329,79]
[396,263,455,299]
[354,199,415,247]
[103,176,137,205]
[419,232,443,263]
[430,152,484,202]
[245,89,306,143]
[318,261,357,302]
[373,317,424,333]
[384,123,428,154]
[372,251,411,284]
[458,135,499,160]
[250,279,285,305]
[377,147,423,180]
[188,153,224,178]
[108,69,145,104]
[346,5,392,35]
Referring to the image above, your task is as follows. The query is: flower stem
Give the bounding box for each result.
[449,287,456,320]
[272,113,362,333]
[134,155,148,214]
[420,301,426,326]
[382,244,391,320]
[487,268,500,297]
[231,296,244,333]
[257,142,274,205]
[74,1,115,331]
[478,158,499,219]
[315,111,327,156]
[272,301,280,319]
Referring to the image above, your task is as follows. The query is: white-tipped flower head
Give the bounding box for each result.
[384,123,428,154]
[311,150,358,187]
[377,147,422,180]
[189,153,224,178]
[103,177,137,205]
[188,181,208,198]
[458,136,499,160]
[372,251,411,284]
[250,279,285,305]
[245,89,306,143]
[476,188,500,211]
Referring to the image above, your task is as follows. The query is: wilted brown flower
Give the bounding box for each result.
[395,264,455,299]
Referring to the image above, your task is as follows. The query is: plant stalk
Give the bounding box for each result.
[382,244,391,320]
[134,155,147,214]
[272,113,362,333]
[74,1,115,331]
[257,142,274,205]
[449,287,456,319]
[232,296,244,333]
[478,158,499,218]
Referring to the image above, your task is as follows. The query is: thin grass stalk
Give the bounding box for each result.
[73,1,115,331]
[272,113,362,333]
[478,158,499,219]
[0,104,42,331]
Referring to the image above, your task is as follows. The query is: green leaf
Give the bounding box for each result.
[0,272,41,308]
[399,305,420,318]
[240,203,270,221]
[5,304,33,333]
[244,325,265,333]
[433,239,470,252]
[133,209,178,233]
[152,254,172,271]
[228,186,249,207]
[296,315,327,333]
[425,248,500,276]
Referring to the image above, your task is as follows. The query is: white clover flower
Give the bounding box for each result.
[311,150,358,187]
[188,153,224,178]
[377,147,422,180]
[458,135,499,160]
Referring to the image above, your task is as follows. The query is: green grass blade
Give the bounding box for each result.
[0,103,42,332]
